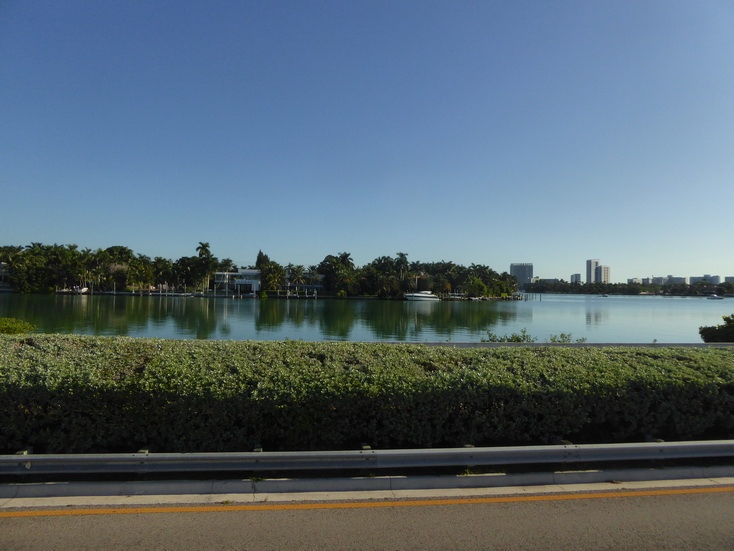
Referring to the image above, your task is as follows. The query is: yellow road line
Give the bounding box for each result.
[2,486,733,518]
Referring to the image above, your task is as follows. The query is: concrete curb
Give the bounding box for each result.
[2,465,734,504]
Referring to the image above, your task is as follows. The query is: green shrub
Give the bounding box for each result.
[0,336,732,453]
[548,333,587,343]
[0,318,36,335]
[700,315,734,343]
[482,328,536,342]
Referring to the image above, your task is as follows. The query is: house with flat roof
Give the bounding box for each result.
[214,268,323,296]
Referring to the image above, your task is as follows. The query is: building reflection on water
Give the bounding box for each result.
[585,306,608,326]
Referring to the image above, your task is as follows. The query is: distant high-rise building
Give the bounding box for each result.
[510,263,533,288]
[595,265,610,284]
[586,259,599,283]
[570,273,582,284]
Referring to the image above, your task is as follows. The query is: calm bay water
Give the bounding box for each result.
[1,293,731,343]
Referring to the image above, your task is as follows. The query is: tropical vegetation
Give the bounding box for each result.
[1,335,732,453]
[699,315,734,343]
[0,318,36,335]
[0,242,235,295]
[0,243,517,298]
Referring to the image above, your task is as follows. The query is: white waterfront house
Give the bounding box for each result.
[213,268,323,296]
[214,269,261,295]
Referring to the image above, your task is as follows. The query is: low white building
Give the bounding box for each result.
[690,275,720,285]
[213,268,323,295]
[214,269,262,295]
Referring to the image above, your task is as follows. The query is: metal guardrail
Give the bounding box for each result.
[2,440,733,476]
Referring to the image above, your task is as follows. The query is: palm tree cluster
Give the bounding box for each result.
[0,243,236,294]
[1,244,517,298]
[255,250,516,298]
[316,252,517,298]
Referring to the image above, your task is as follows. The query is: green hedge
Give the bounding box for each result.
[700,315,734,343]
[1,335,733,453]
[0,318,36,335]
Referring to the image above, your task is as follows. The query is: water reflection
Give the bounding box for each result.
[318,300,357,339]
[360,300,517,341]
[3,293,727,342]
[585,306,608,326]
[0,295,523,341]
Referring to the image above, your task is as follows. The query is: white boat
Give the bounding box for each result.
[707,294,725,300]
[405,291,440,301]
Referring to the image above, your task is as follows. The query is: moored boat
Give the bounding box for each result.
[405,291,440,301]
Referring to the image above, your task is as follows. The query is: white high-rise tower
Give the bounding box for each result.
[586,259,599,284]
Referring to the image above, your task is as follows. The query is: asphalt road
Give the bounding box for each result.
[2,486,733,550]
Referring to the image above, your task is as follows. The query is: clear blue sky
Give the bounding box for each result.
[2,1,733,282]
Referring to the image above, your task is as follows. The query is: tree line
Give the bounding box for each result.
[0,242,230,294]
[0,243,518,298]
[524,279,734,297]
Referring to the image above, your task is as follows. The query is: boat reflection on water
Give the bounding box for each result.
[404,291,440,301]
[405,299,439,316]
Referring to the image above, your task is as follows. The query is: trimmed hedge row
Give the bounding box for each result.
[1,335,733,453]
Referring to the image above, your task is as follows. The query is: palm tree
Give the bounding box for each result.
[261,261,285,291]
[92,248,112,291]
[104,246,135,265]
[217,258,237,272]
[337,252,354,270]
[195,242,216,292]
[153,257,174,291]
[306,265,320,289]
[130,254,154,291]
[289,264,305,294]
[196,242,211,258]
[395,252,409,282]
[5,247,30,292]
[79,248,94,289]
[61,244,83,290]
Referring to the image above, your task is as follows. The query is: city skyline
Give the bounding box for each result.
[3,242,732,287]
[2,2,733,282]
[519,259,732,286]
